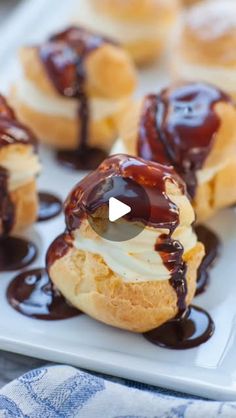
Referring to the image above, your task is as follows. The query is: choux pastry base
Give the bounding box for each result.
[49,242,204,333]
[11,180,38,233]
[10,89,119,151]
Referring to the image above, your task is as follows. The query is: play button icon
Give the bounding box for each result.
[86,176,151,242]
[109,197,131,222]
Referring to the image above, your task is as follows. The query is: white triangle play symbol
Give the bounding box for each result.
[109,197,131,222]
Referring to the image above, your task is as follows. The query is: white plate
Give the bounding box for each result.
[1,0,236,401]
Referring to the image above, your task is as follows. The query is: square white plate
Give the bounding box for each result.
[1,0,236,401]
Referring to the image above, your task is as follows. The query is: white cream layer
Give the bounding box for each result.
[16,78,129,121]
[174,57,236,94]
[73,199,197,284]
[75,0,170,43]
[1,147,41,191]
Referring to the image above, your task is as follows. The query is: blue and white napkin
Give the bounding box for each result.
[0,365,235,417]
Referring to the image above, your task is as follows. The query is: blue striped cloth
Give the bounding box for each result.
[0,365,235,417]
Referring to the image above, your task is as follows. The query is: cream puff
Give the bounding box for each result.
[47,154,204,332]
[11,26,136,169]
[74,0,180,66]
[119,82,236,221]
[0,95,41,235]
[172,0,236,97]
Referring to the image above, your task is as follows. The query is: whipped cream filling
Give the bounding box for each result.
[73,199,197,284]
[173,57,236,93]
[74,0,170,43]
[1,146,41,191]
[16,78,130,121]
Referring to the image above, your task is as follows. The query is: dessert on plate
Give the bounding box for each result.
[74,0,180,66]
[47,154,204,333]
[11,26,136,169]
[119,81,236,220]
[0,94,40,235]
[171,0,236,98]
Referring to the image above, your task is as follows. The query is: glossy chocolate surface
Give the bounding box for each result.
[46,233,73,270]
[138,82,230,197]
[0,237,37,272]
[144,305,215,350]
[38,192,63,222]
[0,94,37,149]
[40,26,112,170]
[7,268,80,320]
[0,167,14,235]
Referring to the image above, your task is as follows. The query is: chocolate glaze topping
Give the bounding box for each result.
[138,82,231,197]
[7,268,80,320]
[0,95,37,149]
[39,26,113,170]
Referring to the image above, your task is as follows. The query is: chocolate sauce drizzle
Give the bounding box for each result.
[7,268,80,320]
[138,82,231,198]
[195,224,221,295]
[38,192,63,222]
[39,26,111,170]
[0,95,38,270]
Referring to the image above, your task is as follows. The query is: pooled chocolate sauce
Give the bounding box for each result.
[138,83,231,198]
[0,237,37,272]
[7,268,80,320]
[40,26,112,170]
[195,224,221,295]
[38,192,63,222]
[144,305,214,350]
[56,148,108,171]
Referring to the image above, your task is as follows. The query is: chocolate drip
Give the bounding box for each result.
[0,167,14,235]
[38,192,62,222]
[195,224,221,295]
[39,26,112,170]
[7,268,80,320]
[156,234,187,313]
[144,305,215,350]
[138,82,231,197]
[46,232,73,270]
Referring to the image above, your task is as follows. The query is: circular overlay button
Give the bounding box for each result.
[86,176,151,242]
